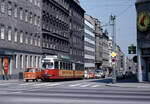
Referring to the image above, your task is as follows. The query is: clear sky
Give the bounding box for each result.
[79,0,137,56]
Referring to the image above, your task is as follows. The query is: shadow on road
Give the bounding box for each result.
[90,76,138,84]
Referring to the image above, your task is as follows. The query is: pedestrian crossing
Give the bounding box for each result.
[0,82,103,89]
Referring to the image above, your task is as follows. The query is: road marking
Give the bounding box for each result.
[32,83,49,86]
[19,83,34,86]
[45,83,61,86]
[91,85,100,88]
[80,84,90,87]
[69,83,82,87]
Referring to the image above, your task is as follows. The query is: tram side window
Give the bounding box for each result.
[66,62,69,70]
[68,63,71,70]
[60,62,63,69]
[63,62,65,70]
[54,61,59,69]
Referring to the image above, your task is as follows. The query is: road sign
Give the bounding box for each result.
[111,52,116,57]
[111,58,116,62]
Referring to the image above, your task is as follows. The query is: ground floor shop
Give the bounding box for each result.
[141,57,150,81]
[0,50,42,80]
[138,54,150,82]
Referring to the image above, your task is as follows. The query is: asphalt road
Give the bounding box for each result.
[0,79,150,104]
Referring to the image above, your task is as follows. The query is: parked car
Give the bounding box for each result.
[116,72,124,80]
[88,73,95,79]
[24,67,41,82]
[95,69,105,78]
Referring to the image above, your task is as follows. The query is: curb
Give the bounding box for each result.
[105,84,150,88]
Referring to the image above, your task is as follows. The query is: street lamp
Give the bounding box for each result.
[100,15,117,84]
[111,15,116,84]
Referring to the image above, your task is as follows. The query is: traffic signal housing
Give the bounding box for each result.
[128,45,136,54]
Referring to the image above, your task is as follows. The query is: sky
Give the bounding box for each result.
[79,0,137,56]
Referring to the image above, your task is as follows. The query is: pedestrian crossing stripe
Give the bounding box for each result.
[80,84,90,87]
[0,82,103,88]
[91,85,100,87]
[70,83,82,87]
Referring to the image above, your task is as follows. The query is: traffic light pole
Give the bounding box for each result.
[111,15,116,84]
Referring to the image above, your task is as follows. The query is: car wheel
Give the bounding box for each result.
[26,79,28,82]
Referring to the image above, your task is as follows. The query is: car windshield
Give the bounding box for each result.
[42,62,54,69]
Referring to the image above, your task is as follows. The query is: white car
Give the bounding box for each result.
[84,70,89,79]
[95,70,105,78]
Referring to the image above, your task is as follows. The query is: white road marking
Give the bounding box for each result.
[19,83,34,86]
[32,83,49,86]
[91,85,100,88]
[80,84,90,87]
[45,83,61,86]
[69,83,82,87]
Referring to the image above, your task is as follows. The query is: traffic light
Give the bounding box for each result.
[133,56,137,63]
[128,45,136,54]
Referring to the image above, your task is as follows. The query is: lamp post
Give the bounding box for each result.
[110,15,116,84]
[101,15,117,84]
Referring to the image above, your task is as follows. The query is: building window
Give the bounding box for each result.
[37,16,40,27]
[14,29,17,42]
[8,27,12,41]
[30,34,33,45]
[25,33,28,44]
[20,55,23,69]
[37,1,40,8]
[15,55,18,68]
[20,31,23,43]
[25,55,28,68]
[29,0,33,3]
[34,0,38,6]
[8,2,12,16]
[29,13,33,24]
[25,10,28,22]
[34,15,37,26]
[38,36,40,47]
[35,56,37,67]
[0,25,5,39]
[19,8,23,20]
[0,0,5,13]
[30,56,33,67]
[14,5,18,18]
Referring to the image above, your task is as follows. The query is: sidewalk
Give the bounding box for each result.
[0,79,23,83]
[106,77,150,88]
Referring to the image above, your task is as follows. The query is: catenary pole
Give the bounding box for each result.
[111,15,116,84]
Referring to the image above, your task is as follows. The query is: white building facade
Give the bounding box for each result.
[84,14,96,73]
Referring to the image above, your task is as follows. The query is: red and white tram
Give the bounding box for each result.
[41,55,84,81]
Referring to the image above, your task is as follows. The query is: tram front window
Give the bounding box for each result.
[42,62,54,69]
